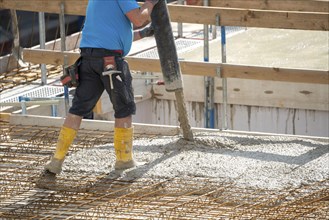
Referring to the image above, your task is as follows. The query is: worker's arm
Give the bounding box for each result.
[126,0,158,28]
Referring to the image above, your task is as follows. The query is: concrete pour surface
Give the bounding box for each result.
[58,27,329,190]
[64,132,328,190]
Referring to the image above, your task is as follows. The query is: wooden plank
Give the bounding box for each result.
[0,0,88,15]
[0,113,11,122]
[2,0,327,13]
[207,0,329,13]
[1,0,328,31]
[126,57,161,74]
[9,114,181,135]
[23,49,80,66]
[221,64,329,85]
[22,49,329,85]
[152,75,329,111]
[168,5,329,31]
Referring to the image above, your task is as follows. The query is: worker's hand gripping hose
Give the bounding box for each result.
[139,24,155,38]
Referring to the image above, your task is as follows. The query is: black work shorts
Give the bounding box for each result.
[69,48,136,118]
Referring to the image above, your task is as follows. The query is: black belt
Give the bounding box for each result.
[80,48,123,57]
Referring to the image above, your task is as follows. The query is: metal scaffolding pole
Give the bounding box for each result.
[38,12,47,85]
[220,19,228,130]
[177,0,184,37]
[59,2,70,114]
[204,0,215,128]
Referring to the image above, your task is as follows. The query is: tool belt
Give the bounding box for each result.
[60,57,82,88]
[80,48,122,58]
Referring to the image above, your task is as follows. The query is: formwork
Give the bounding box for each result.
[1,115,328,219]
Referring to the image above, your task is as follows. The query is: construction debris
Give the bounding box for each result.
[0,64,62,92]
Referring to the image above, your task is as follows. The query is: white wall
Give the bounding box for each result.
[133,99,329,137]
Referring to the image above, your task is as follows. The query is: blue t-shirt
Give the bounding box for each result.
[80,0,139,56]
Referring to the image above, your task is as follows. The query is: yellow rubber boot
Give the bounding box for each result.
[114,127,138,170]
[44,126,77,174]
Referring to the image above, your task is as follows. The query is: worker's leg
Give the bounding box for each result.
[104,57,138,170]
[44,51,105,174]
[114,115,139,170]
[44,113,82,174]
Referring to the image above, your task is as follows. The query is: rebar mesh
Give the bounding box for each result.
[0,121,328,219]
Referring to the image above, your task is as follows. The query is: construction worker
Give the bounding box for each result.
[44,0,158,174]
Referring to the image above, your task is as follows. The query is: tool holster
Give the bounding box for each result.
[103,56,134,106]
[61,57,82,88]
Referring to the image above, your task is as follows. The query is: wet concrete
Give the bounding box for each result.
[64,132,329,190]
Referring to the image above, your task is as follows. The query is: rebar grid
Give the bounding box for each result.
[0,121,328,219]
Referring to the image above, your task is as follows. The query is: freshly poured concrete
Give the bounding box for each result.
[64,132,329,190]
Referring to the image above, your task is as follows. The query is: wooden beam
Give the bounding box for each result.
[23,49,80,66]
[221,64,329,85]
[1,0,328,30]
[3,0,327,13]
[208,0,329,13]
[0,0,88,15]
[9,114,181,136]
[0,113,11,123]
[22,49,329,84]
[168,5,329,31]
[152,75,329,111]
